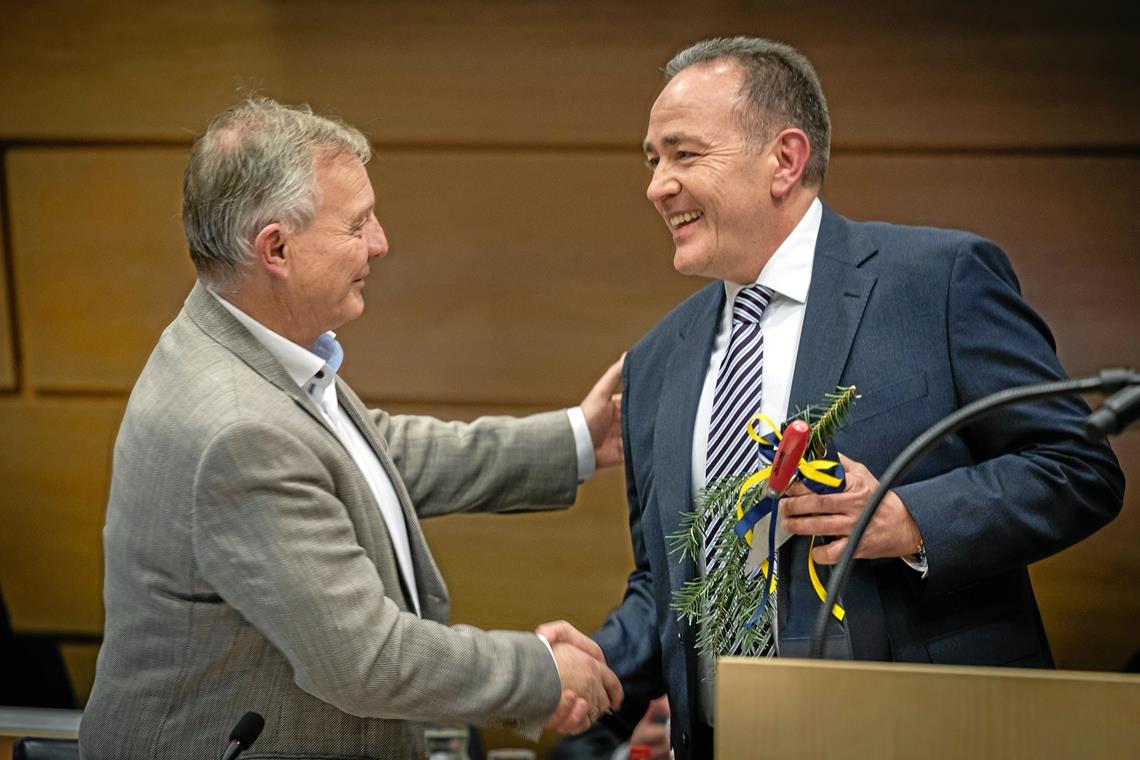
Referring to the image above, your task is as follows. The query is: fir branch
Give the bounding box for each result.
[666,509,702,562]
[807,385,859,457]
[669,384,862,660]
[671,577,710,623]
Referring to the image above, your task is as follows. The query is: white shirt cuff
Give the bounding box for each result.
[566,407,595,482]
[536,632,558,674]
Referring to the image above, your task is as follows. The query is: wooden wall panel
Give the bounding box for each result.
[340,152,695,405]
[0,184,14,391]
[421,467,633,634]
[0,2,283,143]
[5,148,197,392]
[0,399,123,634]
[58,643,102,706]
[1,2,1137,148]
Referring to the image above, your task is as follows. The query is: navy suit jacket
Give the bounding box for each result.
[594,205,1124,759]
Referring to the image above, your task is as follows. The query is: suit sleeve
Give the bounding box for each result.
[593,356,665,726]
[191,419,562,723]
[372,409,579,518]
[894,238,1125,598]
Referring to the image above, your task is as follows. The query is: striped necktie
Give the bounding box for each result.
[704,284,776,656]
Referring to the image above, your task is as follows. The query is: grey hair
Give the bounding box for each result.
[664,36,830,187]
[182,98,371,288]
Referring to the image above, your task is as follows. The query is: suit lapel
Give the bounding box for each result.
[335,380,447,619]
[183,281,334,431]
[778,206,876,647]
[655,284,724,594]
[788,206,877,412]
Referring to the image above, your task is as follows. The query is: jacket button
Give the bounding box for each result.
[680,731,689,746]
[676,631,684,643]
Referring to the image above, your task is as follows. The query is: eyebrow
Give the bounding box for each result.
[643,133,710,153]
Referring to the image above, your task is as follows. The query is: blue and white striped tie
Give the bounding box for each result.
[704,284,776,656]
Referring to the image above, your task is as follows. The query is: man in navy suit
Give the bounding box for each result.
[543,37,1125,758]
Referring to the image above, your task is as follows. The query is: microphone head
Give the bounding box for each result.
[229,711,265,747]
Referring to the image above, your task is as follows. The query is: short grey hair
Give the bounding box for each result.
[665,36,830,186]
[182,98,371,288]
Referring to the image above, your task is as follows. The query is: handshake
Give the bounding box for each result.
[536,620,624,734]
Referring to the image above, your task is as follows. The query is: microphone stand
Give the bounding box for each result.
[807,367,1139,660]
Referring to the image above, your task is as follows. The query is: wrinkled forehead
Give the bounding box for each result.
[658,60,745,109]
[313,152,375,212]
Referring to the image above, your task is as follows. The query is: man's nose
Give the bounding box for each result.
[647,167,680,204]
[366,216,388,258]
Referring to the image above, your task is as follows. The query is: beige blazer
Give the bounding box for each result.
[80,282,578,759]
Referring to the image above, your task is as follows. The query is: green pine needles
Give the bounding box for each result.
[803,385,859,459]
[668,385,859,659]
[668,473,775,657]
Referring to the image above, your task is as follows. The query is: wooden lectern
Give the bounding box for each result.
[716,657,1140,759]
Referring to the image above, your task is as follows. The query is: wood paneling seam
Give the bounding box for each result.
[0,147,25,395]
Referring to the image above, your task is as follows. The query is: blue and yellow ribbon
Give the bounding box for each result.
[730,413,846,624]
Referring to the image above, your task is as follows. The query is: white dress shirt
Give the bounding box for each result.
[210,292,596,618]
[691,197,822,565]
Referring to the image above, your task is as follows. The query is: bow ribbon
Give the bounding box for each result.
[730,413,847,625]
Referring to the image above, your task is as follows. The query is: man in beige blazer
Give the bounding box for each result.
[80,98,622,759]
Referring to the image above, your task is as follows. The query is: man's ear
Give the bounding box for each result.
[769,128,811,198]
[253,223,289,279]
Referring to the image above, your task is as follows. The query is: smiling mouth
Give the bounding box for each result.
[669,210,703,229]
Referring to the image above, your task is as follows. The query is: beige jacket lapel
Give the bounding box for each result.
[335,379,450,622]
[183,281,333,432]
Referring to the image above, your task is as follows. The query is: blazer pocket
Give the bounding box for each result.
[847,371,929,425]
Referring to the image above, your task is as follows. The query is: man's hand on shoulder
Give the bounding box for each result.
[780,452,923,564]
[581,355,625,470]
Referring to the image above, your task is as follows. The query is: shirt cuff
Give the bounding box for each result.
[566,407,595,482]
[508,634,560,742]
[536,632,559,674]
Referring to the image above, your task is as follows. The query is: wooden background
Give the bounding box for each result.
[0,0,1137,753]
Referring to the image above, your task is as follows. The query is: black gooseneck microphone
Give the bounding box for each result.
[220,711,265,760]
[807,366,1139,659]
[1085,383,1140,439]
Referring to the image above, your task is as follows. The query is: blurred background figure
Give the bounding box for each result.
[551,696,671,760]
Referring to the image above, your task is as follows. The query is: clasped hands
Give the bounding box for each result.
[536,620,623,735]
[780,453,923,563]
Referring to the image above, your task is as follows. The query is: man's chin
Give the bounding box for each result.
[341,295,367,324]
[673,248,712,278]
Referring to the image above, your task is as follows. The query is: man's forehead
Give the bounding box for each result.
[662,61,743,104]
[309,162,374,226]
[644,62,745,149]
